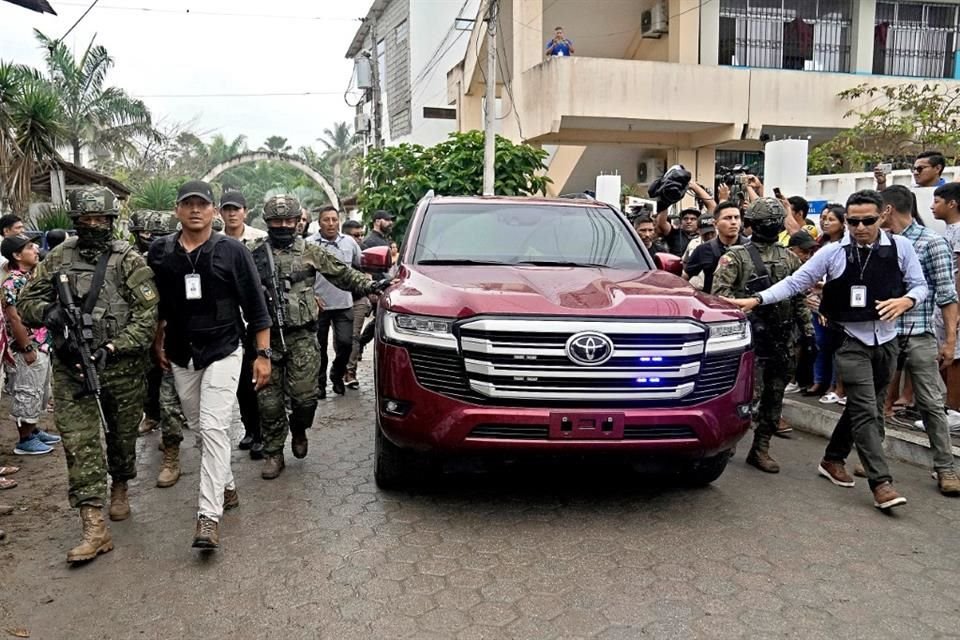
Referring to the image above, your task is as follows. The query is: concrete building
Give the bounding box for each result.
[347,0,482,148]
[445,0,960,195]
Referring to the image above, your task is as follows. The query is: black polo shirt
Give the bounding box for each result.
[148,232,271,369]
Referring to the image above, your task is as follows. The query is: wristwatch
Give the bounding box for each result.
[256,348,273,359]
[751,294,763,305]
[21,343,35,353]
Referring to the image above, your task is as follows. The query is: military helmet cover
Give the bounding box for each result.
[67,187,119,217]
[262,194,302,220]
[743,197,786,222]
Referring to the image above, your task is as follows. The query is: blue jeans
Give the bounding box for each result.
[812,314,841,387]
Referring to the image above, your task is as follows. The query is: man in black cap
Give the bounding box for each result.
[220,190,266,243]
[362,210,394,250]
[148,180,272,550]
[787,229,817,263]
[657,207,701,257]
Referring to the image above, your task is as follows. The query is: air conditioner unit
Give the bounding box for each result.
[641,0,668,39]
[637,157,665,185]
[354,113,371,135]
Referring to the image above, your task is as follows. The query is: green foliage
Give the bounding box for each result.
[29,205,73,231]
[130,176,178,210]
[809,82,960,174]
[358,131,551,235]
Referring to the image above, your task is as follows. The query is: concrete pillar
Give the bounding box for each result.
[851,0,877,74]
[699,0,720,66]
[695,148,717,188]
[545,145,587,196]
[668,0,700,64]
[511,0,543,142]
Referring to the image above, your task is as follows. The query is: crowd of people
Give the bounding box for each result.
[634,152,960,510]
[0,181,392,554]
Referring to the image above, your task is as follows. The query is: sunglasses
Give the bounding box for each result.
[847,216,880,227]
[912,166,929,173]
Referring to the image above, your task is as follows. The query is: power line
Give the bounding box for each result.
[133,90,346,98]
[55,1,358,21]
[59,0,100,41]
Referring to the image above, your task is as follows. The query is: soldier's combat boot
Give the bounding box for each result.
[156,444,181,488]
[138,414,159,435]
[67,505,113,563]
[746,435,780,473]
[291,430,308,459]
[261,454,285,480]
[109,481,130,521]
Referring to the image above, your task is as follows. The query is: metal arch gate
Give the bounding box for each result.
[201,151,340,211]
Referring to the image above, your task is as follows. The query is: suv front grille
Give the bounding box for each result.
[405,318,743,408]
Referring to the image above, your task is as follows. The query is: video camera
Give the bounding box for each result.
[717,164,752,207]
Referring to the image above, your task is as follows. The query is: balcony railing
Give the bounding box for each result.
[875,1,960,79]
[719,0,853,73]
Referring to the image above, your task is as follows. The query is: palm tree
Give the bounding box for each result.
[0,60,65,213]
[261,135,291,154]
[34,29,157,167]
[207,133,248,166]
[318,122,359,195]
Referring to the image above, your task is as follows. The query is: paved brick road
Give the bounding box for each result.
[2,367,960,639]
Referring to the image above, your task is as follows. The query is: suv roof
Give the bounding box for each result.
[424,195,609,209]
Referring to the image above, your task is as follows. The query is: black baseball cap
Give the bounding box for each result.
[1,234,35,262]
[372,210,395,221]
[176,180,215,204]
[679,208,700,220]
[220,190,247,208]
[698,214,716,233]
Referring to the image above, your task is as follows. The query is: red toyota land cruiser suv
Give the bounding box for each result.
[365,195,754,489]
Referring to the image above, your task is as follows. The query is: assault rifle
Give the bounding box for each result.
[262,245,288,351]
[53,272,110,434]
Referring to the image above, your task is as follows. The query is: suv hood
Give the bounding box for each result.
[384,265,742,324]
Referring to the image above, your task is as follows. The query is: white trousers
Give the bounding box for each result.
[172,347,242,522]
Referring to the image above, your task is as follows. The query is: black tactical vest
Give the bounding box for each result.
[819,234,905,323]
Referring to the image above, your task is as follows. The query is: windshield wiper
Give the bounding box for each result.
[417,259,511,266]
[514,260,609,268]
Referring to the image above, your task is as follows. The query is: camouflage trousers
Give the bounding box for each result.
[258,328,321,456]
[52,355,145,508]
[145,362,187,447]
[752,344,796,441]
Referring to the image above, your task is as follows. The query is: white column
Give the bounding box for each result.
[851,0,877,74]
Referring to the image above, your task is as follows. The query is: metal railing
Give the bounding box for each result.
[874,2,960,79]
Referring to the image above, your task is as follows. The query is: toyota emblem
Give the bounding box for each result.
[565,331,614,367]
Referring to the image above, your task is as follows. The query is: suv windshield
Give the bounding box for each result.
[412,202,649,269]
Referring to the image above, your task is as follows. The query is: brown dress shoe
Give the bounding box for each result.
[138,415,159,435]
[818,460,855,487]
[935,469,960,497]
[872,482,907,510]
[109,482,130,521]
[291,430,308,459]
[261,454,285,480]
[223,487,239,510]
[853,463,867,478]
[192,515,219,549]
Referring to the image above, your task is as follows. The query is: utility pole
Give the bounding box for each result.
[482,0,498,195]
[369,11,383,149]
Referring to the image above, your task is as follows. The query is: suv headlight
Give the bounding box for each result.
[383,311,458,349]
[705,320,751,354]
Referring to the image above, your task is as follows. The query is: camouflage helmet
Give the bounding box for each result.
[212,215,225,232]
[150,211,179,235]
[67,187,119,217]
[128,209,154,233]
[743,197,786,223]
[262,194,301,221]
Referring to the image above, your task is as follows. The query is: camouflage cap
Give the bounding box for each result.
[67,187,119,217]
[262,194,301,220]
[743,197,786,222]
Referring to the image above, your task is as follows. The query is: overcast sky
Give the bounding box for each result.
[0,0,367,151]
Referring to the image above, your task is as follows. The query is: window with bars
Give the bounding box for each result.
[719,0,853,73]
[874,2,960,78]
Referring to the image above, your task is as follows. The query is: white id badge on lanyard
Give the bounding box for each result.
[184,273,202,300]
[850,285,867,308]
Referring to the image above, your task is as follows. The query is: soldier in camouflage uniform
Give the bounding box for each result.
[129,211,190,487]
[247,195,379,479]
[19,188,159,564]
[712,198,811,474]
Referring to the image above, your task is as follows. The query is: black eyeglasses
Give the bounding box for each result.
[912,166,928,173]
[847,216,880,227]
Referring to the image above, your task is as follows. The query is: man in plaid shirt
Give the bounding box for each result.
[881,186,960,496]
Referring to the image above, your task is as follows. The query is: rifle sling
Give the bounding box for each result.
[744,242,769,279]
[81,251,112,316]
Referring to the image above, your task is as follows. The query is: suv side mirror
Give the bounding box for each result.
[361,246,393,272]
[654,252,683,276]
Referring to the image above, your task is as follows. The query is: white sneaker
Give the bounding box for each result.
[784,382,801,394]
[819,392,840,404]
[946,409,960,432]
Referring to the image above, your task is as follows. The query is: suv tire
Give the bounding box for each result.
[374,424,414,490]
[680,450,732,487]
